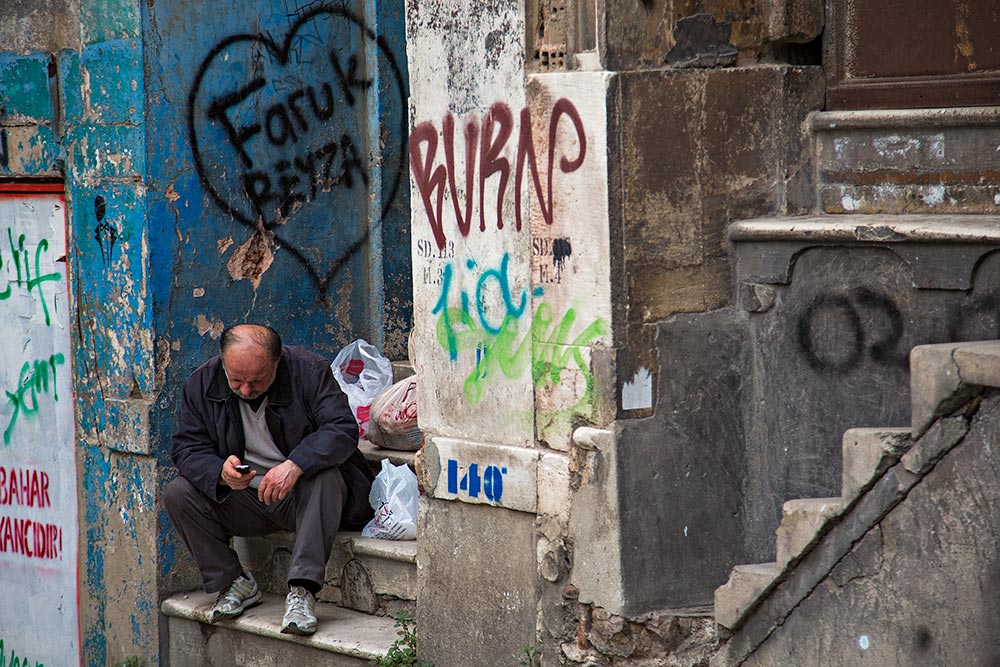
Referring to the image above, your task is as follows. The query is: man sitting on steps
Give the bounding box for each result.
[164,323,374,635]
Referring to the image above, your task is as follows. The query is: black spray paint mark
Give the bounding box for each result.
[552,237,571,281]
[948,295,1000,341]
[0,128,8,170]
[914,627,933,652]
[93,195,118,263]
[797,287,907,375]
[188,6,408,296]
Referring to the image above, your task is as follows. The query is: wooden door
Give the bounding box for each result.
[826,0,1000,109]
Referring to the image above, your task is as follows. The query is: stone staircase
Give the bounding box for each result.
[711,105,1000,665]
[711,340,1000,665]
[161,365,420,665]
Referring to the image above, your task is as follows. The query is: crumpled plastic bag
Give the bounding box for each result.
[367,376,422,451]
[361,459,418,540]
[331,339,393,439]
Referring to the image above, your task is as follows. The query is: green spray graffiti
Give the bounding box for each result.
[0,638,45,667]
[432,254,607,405]
[3,354,66,445]
[1,228,62,326]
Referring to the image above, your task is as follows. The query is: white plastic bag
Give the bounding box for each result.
[362,459,419,540]
[367,376,422,451]
[331,339,393,439]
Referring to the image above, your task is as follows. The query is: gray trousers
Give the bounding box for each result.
[164,466,348,593]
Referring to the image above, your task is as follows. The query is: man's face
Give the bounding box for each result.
[222,344,277,400]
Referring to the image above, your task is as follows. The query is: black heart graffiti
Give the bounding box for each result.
[187,7,407,295]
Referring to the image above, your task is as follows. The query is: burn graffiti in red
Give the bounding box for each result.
[410,98,587,250]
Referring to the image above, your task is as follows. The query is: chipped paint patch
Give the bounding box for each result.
[922,184,946,206]
[873,134,919,160]
[226,228,274,288]
[194,314,224,339]
[841,194,862,211]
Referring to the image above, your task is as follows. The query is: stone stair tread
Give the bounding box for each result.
[161,591,398,659]
[733,562,779,576]
[775,497,847,569]
[841,427,912,501]
[358,438,417,468]
[714,562,780,630]
[340,531,417,563]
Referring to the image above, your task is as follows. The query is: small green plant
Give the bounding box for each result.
[111,658,144,667]
[517,644,539,667]
[371,611,433,667]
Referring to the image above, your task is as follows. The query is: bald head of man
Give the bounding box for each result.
[219,324,282,400]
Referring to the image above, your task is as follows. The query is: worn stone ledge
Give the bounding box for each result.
[808,106,1000,131]
[348,534,417,564]
[729,215,1000,244]
[729,215,1000,290]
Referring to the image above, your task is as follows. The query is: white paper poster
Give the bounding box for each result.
[0,187,79,666]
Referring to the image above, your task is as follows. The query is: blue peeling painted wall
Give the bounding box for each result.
[144,0,411,367]
[1,0,410,663]
[143,0,411,626]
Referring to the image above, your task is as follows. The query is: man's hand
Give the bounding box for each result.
[258,459,303,505]
[220,455,256,490]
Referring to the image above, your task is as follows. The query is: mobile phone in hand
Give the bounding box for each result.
[234,464,252,474]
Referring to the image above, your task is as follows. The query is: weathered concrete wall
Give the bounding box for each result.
[417,498,537,666]
[525,0,824,75]
[406,1,541,662]
[744,392,1000,666]
[407,0,535,445]
[407,0,828,663]
[0,0,81,54]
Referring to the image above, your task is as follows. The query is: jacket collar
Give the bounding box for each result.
[205,349,292,406]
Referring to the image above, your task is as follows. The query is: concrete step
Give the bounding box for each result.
[713,562,779,631]
[236,532,417,617]
[161,592,398,666]
[841,427,912,500]
[359,438,418,469]
[774,497,846,569]
[809,106,1000,215]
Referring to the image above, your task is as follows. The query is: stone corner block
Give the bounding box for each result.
[713,562,778,631]
[840,427,912,501]
[952,341,1000,388]
[911,341,1000,437]
[775,498,845,569]
[536,451,571,519]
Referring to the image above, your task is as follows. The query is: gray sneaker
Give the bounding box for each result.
[281,585,317,635]
[208,573,261,623]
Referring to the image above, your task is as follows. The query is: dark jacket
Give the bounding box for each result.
[171,345,374,529]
